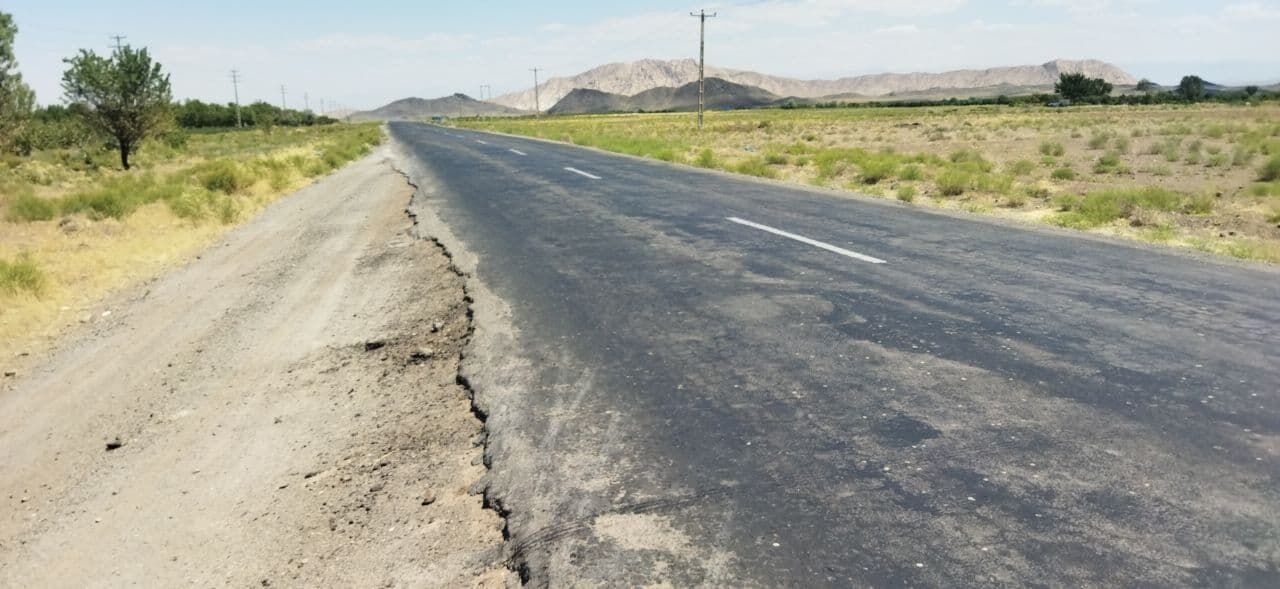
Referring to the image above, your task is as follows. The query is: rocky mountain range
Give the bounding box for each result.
[491,58,1138,111]
[350,94,525,121]
[548,78,781,115]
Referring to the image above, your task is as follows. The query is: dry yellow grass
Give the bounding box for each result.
[0,124,384,367]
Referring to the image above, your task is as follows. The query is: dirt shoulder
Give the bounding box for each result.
[0,147,514,587]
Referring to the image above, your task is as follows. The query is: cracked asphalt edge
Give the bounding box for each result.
[389,146,534,584]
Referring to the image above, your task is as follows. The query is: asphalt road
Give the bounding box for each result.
[389,121,1280,587]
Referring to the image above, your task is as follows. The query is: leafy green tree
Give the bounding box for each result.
[0,12,36,153]
[1245,85,1260,98]
[1135,78,1159,93]
[1055,73,1113,102]
[61,45,172,169]
[1177,75,1206,102]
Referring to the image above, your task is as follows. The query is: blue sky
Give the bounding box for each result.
[7,0,1279,109]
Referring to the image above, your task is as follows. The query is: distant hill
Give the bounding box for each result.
[492,58,1139,111]
[350,94,526,121]
[549,78,781,114]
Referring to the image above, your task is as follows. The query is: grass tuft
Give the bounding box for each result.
[1053,187,1193,228]
[0,254,45,296]
[1260,155,1280,182]
[936,170,971,196]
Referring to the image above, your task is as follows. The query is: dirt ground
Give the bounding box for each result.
[0,148,515,587]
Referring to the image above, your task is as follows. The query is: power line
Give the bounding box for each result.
[530,68,542,117]
[230,69,243,128]
[690,9,717,129]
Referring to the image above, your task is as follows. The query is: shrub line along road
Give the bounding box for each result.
[392,121,1278,587]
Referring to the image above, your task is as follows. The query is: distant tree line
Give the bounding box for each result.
[777,73,1276,111]
[174,99,337,129]
[0,9,339,167]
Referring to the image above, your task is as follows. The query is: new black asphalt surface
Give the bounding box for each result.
[389,121,1280,587]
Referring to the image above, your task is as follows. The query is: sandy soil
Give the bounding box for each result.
[0,148,514,587]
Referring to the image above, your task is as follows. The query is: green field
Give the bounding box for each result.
[458,104,1280,262]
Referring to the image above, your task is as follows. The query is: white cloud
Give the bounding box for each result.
[872,24,921,35]
[1223,2,1280,19]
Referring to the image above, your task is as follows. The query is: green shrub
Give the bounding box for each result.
[1024,185,1051,200]
[1206,153,1228,168]
[166,189,210,221]
[1185,194,1215,215]
[1087,133,1110,150]
[1052,193,1082,211]
[813,149,853,179]
[1039,141,1066,157]
[936,170,971,196]
[6,193,58,222]
[973,173,1014,194]
[1248,182,1280,197]
[1114,136,1131,153]
[60,174,181,220]
[1009,160,1036,176]
[897,185,917,202]
[217,195,241,224]
[1051,167,1077,181]
[195,160,253,194]
[735,157,776,178]
[764,152,788,166]
[1053,187,1187,228]
[899,165,923,181]
[858,157,898,184]
[1231,147,1256,168]
[695,148,716,168]
[1094,152,1129,175]
[949,149,993,172]
[0,254,45,296]
[1260,155,1280,182]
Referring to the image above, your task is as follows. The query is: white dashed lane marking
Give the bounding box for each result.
[564,167,602,180]
[726,217,887,264]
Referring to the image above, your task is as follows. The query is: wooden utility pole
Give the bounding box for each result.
[280,85,287,110]
[530,68,542,117]
[690,9,717,129]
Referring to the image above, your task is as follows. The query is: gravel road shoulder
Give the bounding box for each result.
[0,147,515,587]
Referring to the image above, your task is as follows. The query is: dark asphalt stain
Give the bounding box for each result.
[871,413,942,447]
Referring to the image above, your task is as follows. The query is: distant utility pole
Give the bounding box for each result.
[303,92,310,112]
[110,35,127,51]
[280,85,287,110]
[530,68,542,117]
[230,69,243,128]
[690,9,717,129]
